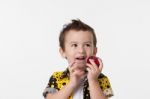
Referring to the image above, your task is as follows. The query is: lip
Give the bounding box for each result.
[75,59,86,63]
[75,56,86,63]
[75,56,86,60]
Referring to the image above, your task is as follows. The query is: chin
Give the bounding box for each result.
[77,63,86,67]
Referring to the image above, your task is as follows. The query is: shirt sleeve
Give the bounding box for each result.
[98,74,114,98]
[43,72,59,98]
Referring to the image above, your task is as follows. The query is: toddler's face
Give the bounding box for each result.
[60,30,97,70]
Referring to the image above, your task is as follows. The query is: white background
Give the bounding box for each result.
[0,0,150,99]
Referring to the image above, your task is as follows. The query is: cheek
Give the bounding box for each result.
[86,48,94,55]
[65,53,75,62]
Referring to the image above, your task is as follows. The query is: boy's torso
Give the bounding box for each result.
[46,70,113,99]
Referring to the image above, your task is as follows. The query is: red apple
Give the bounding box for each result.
[87,56,100,67]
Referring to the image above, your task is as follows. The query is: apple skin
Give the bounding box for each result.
[87,56,100,67]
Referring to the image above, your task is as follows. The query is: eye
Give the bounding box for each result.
[85,43,91,47]
[71,44,78,47]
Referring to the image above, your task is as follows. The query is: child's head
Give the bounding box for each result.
[59,19,97,51]
[59,19,98,66]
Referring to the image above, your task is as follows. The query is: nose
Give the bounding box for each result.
[78,46,85,54]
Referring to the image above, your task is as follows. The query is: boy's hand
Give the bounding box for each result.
[68,62,86,89]
[86,58,103,81]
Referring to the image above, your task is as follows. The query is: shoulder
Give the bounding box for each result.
[50,70,69,80]
[51,71,64,77]
[51,68,69,79]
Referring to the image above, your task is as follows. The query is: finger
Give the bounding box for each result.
[68,62,76,73]
[86,67,91,73]
[86,62,97,73]
[73,69,86,78]
[87,62,96,71]
[97,58,103,70]
[69,63,85,74]
[89,59,98,70]
[69,61,75,67]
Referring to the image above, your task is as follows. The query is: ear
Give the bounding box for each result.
[93,47,97,55]
[59,47,66,58]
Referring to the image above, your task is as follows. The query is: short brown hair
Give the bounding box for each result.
[59,19,97,50]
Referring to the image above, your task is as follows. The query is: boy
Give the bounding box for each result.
[43,19,113,99]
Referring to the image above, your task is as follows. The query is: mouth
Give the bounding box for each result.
[76,56,86,60]
[73,56,87,71]
[75,56,87,64]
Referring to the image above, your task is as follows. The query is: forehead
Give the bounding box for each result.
[65,30,93,43]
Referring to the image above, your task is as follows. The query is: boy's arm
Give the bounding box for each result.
[46,82,75,99]
[86,58,113,99]
[88,79,107,99]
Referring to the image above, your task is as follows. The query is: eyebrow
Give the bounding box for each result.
[69,41,77,44]
[68,41,92,44]
[84,41,92,44]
